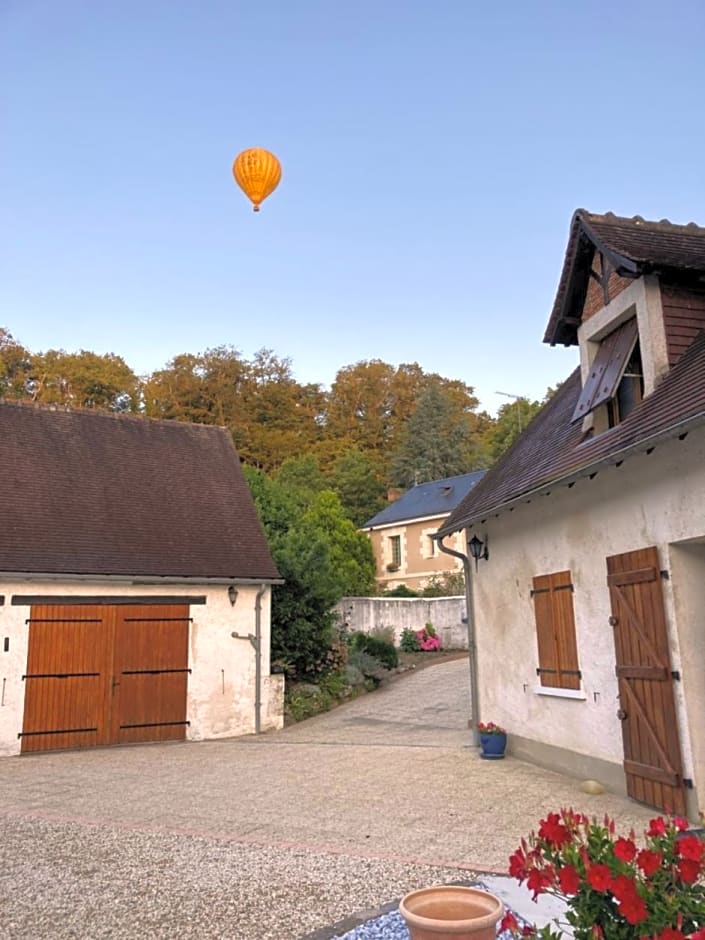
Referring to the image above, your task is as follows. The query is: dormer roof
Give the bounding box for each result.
[438,330,705,536]
[544,210,705,347]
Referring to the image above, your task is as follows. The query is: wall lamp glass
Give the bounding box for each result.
[468,534,489,571]
[228,585,239,606]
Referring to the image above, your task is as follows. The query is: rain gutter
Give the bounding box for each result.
[433,535,480,748]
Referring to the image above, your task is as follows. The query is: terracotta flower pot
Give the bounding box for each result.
[399,885,504,940]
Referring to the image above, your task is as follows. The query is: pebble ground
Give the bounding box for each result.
[0,660,655,939]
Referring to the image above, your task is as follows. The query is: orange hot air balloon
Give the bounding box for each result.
[232,148,282,212]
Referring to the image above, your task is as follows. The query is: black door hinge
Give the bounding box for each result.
[660,569,670,580]
[671,670,681,681]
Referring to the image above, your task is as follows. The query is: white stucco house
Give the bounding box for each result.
[438,210,705,821]
[0,402,284,757]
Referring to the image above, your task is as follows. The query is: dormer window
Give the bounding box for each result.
[571,317,642,427]
[607,339,643,427]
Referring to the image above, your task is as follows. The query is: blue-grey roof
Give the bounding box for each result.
[362,471,486,528]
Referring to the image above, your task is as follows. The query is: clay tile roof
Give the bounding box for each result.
[361,471,486,528]
[545,210,705,347]
[0,403,279,580]
[439,330,705,535]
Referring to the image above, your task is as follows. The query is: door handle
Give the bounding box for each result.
[616,708,627,721]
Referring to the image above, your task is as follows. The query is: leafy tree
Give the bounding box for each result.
[325,359,402,454]
[271,528,341,679]
[233,348,325,472]
[275,454,326,513]
[143,346,246,424]
[421,570,466,597]
[391,383,485,487]
[244,472,375,679]
[0,327,32,399]
[144,345,324,472]
[29,348,139,411]
[482,396,544,464]
[242,465,296,550]
[298,491,376,597]
[327,448,387,526]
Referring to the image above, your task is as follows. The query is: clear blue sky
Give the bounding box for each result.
[2,1,704,414]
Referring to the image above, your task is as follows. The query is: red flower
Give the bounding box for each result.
[587,864,612,892]
[658,930,685,940]
[614,837,637,863]
[674,816,690,831]
[527,868,553,898]
[538,812,572,848]
[677,836,705,862]
[501,912,520,933]
[637,848,663,876]
[509,849,528,881]
[648,817,668,837]
[687,930,705,940]
[617,893,648,925]
[611,873,638,902]
[678,858,702,884]
[558,864,580,895]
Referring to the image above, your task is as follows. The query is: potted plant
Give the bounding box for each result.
[399,884,504,940]
[477,721,507,760]
[502,809,705,939]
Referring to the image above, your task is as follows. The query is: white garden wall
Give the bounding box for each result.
[336,596,468,650]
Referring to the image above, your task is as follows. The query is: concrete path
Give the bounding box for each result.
[0,659,655,939]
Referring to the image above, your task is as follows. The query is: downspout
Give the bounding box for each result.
[254,583,266,735]
[435,532,480,747]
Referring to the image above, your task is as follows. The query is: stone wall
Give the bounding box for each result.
[336,596,468,650]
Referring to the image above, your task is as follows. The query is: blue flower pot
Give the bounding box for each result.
[479,732,507,760]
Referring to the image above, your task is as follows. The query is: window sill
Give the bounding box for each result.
[533,685,586,701]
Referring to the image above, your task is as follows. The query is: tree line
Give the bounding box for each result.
[1,326,547,523]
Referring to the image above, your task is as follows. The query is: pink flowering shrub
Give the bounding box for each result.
[416,623,441,651]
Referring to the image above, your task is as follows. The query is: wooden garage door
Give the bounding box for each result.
[21,604,190,753]
[606,547,686,815]
[112,605,190,745]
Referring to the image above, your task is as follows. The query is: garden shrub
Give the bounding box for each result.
[400,627,421,652]
[347,649,388,686]
[416,623,441,651]
[344,662,366,689]
[421,571,465,597]
[370,624,395,645]
[382,583,419,597]
[349,631,398,670]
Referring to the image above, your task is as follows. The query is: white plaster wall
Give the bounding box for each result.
[0,579,282,757]
[668,542,705,822]
[468,428,705,805]
[337,596,468,649]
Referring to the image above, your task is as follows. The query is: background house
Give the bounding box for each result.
[361,471,485,591]
[438,210,705,822]
[0,402,283,757]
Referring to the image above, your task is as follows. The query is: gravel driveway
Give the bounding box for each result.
[0,658,655,939]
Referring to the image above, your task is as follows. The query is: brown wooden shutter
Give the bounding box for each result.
[532,575,558,688]
[571,319,638,423]
[532,571,581,690]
